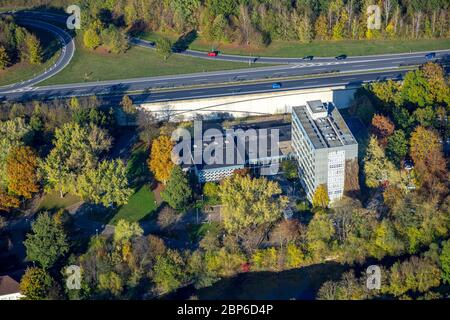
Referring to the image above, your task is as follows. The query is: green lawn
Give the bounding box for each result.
[142,31,450,57]
[38,191,81,212]
[40,40,258,86]
[188,221,222,242]
[109,184,158,225]
[0,28,61,86]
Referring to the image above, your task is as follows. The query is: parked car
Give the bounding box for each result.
[425,52,436,60]
[207,51,218,57]
[0,96,5,102]
[272,82,282,89]
[335,54,347,60]
[403,159,414,170]
[303,56,314,60]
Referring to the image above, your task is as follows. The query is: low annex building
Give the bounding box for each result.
[0,275,24,300]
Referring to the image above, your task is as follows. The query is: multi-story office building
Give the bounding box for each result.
[291,100,358,202]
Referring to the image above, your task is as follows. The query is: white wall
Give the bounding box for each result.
[140,86,357,121]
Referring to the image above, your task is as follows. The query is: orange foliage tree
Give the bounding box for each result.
[148,135,175,184]
[7,146,39,199]
[371,114,395,146]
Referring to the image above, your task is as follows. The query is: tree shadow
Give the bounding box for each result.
[172,30,198,53]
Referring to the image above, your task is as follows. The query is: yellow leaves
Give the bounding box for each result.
[410,126,440,165]
[312,184,329,208]
[6,146,39,199]
[219,175,287,233]
[148,135,175,184]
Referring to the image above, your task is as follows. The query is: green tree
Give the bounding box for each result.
[402,63,450,107]
[219,175,288,234]
[77,159,132,207]
[114,219,144,244]
[440,240,450,284]
[40,123,111,197]
[155,37,172,60]
[203,182,220,204]
[161,165,192,211]
[19,267,53,300]
[24,212,68,269]
[386,130,408,167]
[306,210,335,261]
[83,28,101,50]
[153,249,187,294]
[281,159,298,180]
[98,272,123,296]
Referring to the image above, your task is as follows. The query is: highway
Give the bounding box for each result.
[0,10,449,104]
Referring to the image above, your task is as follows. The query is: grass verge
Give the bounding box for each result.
[142,31,450,57]
[40,40,260,86]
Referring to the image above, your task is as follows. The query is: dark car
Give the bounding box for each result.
[0,96,5,102]
[425,52,436,60]
[303,56,314,60]
[335,54,347,60]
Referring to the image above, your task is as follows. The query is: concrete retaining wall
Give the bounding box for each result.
[140,85,357,121]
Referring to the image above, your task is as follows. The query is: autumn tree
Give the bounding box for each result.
[312,184,329,208]
[0,118,33,189]
[409,126,447,196]
[6,146,39,199]
[371,114,395,146]
[24,212,69,269]
[0,191,20,212]
[364,136,398,188]
[19,267,53,300]
[314,14,329,40]
[219,175,288,234]
[409,126,441,165]
[83,26,101,49]
[120,95,136,126]
[25,33,42,64]
[161,165,192,211]
[0,45,9,69]
[148,135,175,184]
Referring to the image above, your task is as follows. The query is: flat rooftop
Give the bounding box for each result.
[180,123,292,171]
[292,102,357,149]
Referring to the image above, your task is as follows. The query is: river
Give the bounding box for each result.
[164,262,348,300]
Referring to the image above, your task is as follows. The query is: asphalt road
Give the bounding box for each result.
[0,10,448,105]
[2,70,406,109]
[0,16,75,93]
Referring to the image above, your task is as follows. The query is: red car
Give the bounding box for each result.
[207,51,218,57]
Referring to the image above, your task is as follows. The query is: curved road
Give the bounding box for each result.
[0,10,449,104]
[0,15,75,94]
